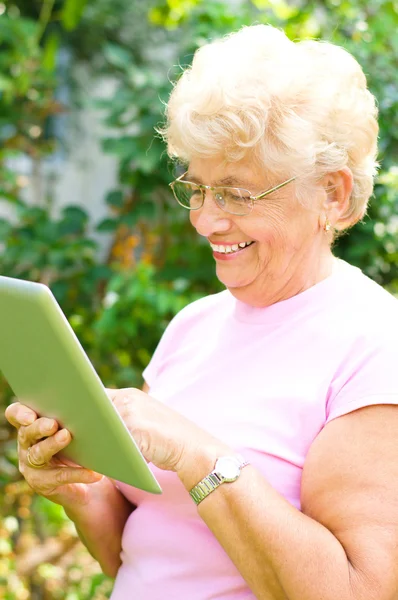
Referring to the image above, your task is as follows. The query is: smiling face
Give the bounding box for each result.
[188,156,337,307]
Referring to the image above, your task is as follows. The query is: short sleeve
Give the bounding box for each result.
[326,331,398,423]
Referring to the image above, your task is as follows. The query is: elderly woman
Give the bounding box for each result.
[5,24,398,600]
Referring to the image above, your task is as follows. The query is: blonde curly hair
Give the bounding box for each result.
[161,25,379,229]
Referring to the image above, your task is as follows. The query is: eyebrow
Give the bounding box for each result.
[185,173,255,188]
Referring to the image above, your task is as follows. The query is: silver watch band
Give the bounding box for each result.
[190,472,224,505]
[189,456,249,506]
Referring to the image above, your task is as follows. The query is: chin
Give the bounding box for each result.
[217,273,254,290]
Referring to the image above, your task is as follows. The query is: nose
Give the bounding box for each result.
[190,190,233,238]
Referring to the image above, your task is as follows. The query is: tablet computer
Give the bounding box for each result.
[0,275,161,494]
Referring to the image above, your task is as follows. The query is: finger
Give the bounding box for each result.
[18,417,59,450]
[5,402,37,429]
[48,467,103,487]
[58,456,83,468]
[25,467,103,495]
[25,428,72,466]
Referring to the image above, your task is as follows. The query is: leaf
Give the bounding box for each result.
[61,0,88,32]
[120,212,139,227]
[42,33,59,73]
[135,201,156,220]
[105,190,125,208]
[96,217,119,233]
[101,136,138,159]
[104,43,132,70]
[0,75,13,92]
[58,206,89,236]
[0,218,11,239]
[62,205,89,220]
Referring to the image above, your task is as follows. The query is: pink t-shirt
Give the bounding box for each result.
[111,260,398,600]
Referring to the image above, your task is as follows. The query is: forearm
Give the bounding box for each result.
[62,478,133,578]
[179,458,365,600]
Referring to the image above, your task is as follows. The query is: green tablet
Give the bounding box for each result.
[0,275,161,494]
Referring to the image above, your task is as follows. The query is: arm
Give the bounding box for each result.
[177,404,398,600]
[62,476,133,578]
[5,383,151,579]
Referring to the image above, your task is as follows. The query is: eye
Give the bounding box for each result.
[226,190,251,204]
[231,194,248,202]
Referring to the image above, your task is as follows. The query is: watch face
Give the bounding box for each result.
[215,457,241,482]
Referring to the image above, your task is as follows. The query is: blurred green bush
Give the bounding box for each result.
[0,0,397,598]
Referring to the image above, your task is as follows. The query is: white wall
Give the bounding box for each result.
[1,74,119,253]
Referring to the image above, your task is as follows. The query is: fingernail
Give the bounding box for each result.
[56,429,68,442]
[22,413,35,425]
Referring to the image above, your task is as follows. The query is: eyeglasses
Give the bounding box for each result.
[169,171,296,217]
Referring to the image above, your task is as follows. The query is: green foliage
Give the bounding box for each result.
[0,203,97,283]
[62,0,89,31]
[91,263,202,386]
[0,11,59,211]
[313,0,398,286]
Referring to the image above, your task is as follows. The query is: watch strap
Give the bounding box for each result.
[189,456,249,506]
[190,471,224,505]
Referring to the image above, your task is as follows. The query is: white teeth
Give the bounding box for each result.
[210,241,253,253]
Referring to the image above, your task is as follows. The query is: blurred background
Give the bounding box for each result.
[0,0,397,598]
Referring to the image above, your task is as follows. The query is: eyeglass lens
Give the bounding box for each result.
[173,182,252,216]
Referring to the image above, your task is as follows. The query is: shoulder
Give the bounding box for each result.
[335,261,398,362]
[325,262,398,420]
[332,260,398,334]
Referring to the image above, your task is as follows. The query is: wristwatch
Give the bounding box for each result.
[189,455,249,506]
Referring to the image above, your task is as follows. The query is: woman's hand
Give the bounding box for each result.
[107,387,231,479]
[5,402,103,507]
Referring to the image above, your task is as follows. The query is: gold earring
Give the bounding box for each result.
[324,216,332,232]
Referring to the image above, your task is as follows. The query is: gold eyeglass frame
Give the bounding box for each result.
[169,171,297,216]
